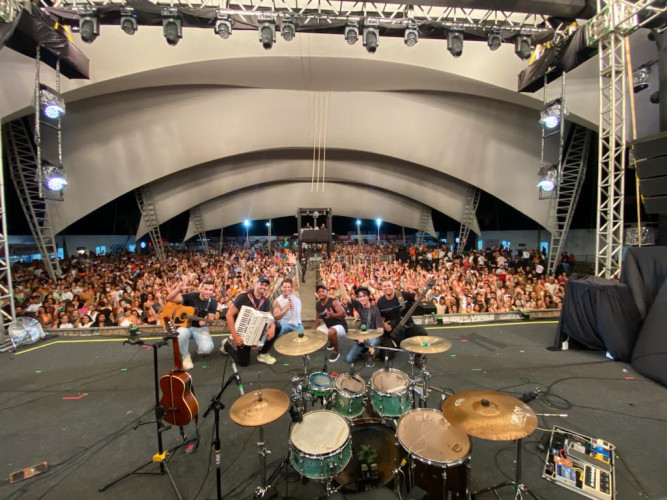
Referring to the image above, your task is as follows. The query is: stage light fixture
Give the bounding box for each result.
[487,33,502,51]
[79,14,99,43]
[39,85,66,120]
[162,10,182,46]
[120,8,137,35]
[404,24,418,47]
[345,22,359,45]
[42,163,67,192]
[633,66,650,93]
[215,17,233,39]
[281,17,296,41]
[514,34,532,60]
[537,164,558,192]
[540,98,564,130]
[258,20,276,50]
[363,25,379,54]
[447,30,464,58]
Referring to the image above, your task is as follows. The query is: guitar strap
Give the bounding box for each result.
[246,292,266,311]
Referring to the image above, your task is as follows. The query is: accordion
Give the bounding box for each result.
[235,305,273,348]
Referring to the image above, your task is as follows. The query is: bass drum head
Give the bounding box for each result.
[397,409,470,465]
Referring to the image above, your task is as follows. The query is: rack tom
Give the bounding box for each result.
[332,373,366,419]
[370,369,411,418]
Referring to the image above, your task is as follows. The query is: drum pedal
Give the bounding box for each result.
[406,486,428,499]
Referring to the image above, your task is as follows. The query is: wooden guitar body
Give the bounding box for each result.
[159,371,199,426]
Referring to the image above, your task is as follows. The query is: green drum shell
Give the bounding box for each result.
[370,369,411,418]
[332,374,367,419]
[308,372,334,398]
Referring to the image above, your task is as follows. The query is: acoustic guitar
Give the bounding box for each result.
[158,317,199,426]
[163,302,215,328]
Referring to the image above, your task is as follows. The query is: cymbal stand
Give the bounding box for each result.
[254,424,272,499]
[472,438,538,500]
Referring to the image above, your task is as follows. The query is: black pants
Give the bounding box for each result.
[224,324,280,367]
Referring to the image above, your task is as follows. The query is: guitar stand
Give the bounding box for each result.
[472,438,539,500]
[100,335,187,499]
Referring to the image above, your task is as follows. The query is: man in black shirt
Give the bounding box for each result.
[222,276,278,366]
[313,284,347,363]
[165,280,218,370]
[376,279,427,363]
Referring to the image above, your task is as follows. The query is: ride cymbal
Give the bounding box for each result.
[400,336,452,354]
[274,329,328,356]
[347,329,384,341]
[230,388,290,427]
[441,389,537,441]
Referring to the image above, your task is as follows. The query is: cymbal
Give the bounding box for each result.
[274,329,328,356]
[400,336,452,354]
[347,329,384,341]
[441,389,537,441]
[230,388,290,427]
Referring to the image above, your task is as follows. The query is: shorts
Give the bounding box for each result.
[317,323,347,337]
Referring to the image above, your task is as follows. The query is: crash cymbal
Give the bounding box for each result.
[347,328,384,341]
[400,336,452,354]
[441,389,537,441]
[230,388,290,427]
[274,329,328,356]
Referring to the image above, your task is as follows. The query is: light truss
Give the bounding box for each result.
[135,186,166,263]
[0,125,16,334]
[456,186,480,254]
[415,207,431,246]
[190,205,211,255]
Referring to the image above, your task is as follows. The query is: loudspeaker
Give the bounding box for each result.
[414,302,436,316]
[634,131,667,214]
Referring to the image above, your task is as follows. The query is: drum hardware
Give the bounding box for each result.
[400,336,452,355]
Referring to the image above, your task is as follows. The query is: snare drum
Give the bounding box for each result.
[397,409,471,499]
[370,369,411,418]
[333,374,366,419]
[308,372,334,398]
[290,410,352,480]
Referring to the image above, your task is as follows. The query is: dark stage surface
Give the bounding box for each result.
[1,322,666,500]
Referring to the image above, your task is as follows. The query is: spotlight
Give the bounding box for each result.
[243,219,251,228]
[79,14,99,44]
[42,163,67,192]
[537,164,558,192]
[650,91,660,104]
[120,8,137,35]
[404,24,418,47]
[487,33,502,51]
[540,98,564,130]
[447,30,464,58]
[363,22,379,54]
[162,10,182,46]
[281,17,296,41]
[258,20,276,50]
[356,219,361,226]
[375,218,382,227]
[39,85,65,120]
[633,66,650,93]
[345,22,360,45]
[514,34,532,60]
[215,17,233,39]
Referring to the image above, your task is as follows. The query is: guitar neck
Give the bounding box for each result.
[163,316,183,371]
[391,280,435,333]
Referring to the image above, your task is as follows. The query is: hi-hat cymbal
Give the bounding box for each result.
[441,389,537,441]
[347,329,384,341]
[274,329,328,356]
[400,336,452,354]
[230,388,290,427]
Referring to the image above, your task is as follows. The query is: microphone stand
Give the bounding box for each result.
[203,359,244,500]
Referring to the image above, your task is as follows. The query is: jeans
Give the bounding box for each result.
[177,326,214,359]
[278,321,304,337]
[346,336,381,363]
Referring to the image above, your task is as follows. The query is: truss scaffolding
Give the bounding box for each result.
[135,186,166,263]
[415,207,432,246]
[190,205,210,255]
[0,125,16,334]
[456,186,480,254]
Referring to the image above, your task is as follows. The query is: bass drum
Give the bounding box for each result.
[397,409,471,499]
[335,418,398,492]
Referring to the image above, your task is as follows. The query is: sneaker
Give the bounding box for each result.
[328,351,340,363]
[365,356,375,369]
[326,342,334,351]
[219,338,230,354]
[182,356,194,370]
[257,353,277,365]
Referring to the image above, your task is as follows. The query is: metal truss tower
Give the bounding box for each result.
[4,119,63,282]
[190,206,210,254]
[456,186,480,253]
[0,126,16,332]
[415,207,432,246]
[135,186,165,263]
[547,124,592,274]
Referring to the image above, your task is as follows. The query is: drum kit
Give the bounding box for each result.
[227,330,539,499]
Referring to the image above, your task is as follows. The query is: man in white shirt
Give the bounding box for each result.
[273,279,303,336]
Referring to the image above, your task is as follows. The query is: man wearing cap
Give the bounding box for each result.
[343,286,383,367]
[314,284,347,363]
[221,276,279,366]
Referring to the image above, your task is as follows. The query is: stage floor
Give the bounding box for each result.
[1,321,666,500]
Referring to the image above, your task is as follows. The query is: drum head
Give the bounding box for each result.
[335,374,366,395]
[309,372,333,388]
[371,369,409,394]
[291,411,350,455]
[397,409,470,464]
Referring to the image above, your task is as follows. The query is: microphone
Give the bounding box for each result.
[289,405,303,423]
[231,361,245,395]
[519,388,540,404]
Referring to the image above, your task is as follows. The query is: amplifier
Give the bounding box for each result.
[633,132,667,214]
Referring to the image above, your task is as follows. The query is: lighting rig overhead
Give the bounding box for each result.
[162,9,182,46]
[120,7,137,35]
